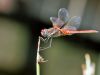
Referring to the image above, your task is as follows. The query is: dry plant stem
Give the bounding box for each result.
[36,36,41,75]
[82,53,95,75]
[36,63,40,75]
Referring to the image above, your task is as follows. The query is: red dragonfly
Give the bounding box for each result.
[40,8,98,50]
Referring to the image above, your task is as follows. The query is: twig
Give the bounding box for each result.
[36,36,41,75]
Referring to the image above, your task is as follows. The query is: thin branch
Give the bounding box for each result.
[36,36,41,75]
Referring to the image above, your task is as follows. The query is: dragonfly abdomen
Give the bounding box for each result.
[62,30,98,35]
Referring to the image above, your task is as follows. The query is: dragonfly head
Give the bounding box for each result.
[41,29,49,37]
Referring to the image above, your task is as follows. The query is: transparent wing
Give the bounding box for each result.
[63,16,81,30]
[50,17,64,27]
[58,8,69,22]
[50,8,69,27]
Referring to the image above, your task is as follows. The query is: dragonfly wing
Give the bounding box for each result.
[63,16,81,30]
[50,17,64,27]
[50,8,69,27]
[58,8,69,22]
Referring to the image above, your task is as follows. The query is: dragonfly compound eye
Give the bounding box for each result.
[41,29,48,37]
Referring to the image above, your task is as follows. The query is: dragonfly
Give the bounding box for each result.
[40,8,98,50]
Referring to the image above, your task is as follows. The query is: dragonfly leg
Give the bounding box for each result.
[40,37,52,50]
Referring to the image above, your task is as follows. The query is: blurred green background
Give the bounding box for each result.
[0,18,33,75]
[41,38,98,75]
